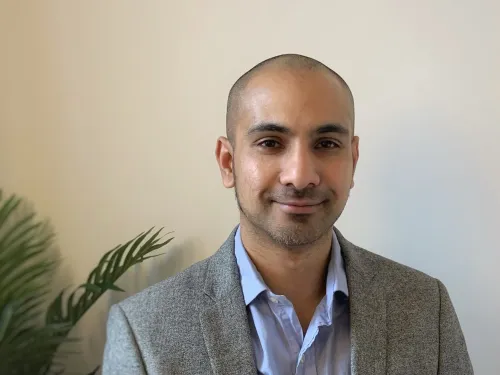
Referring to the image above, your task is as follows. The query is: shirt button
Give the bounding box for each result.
[269,297,278,303]
[300,357,304,364]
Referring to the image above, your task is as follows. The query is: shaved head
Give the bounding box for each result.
[226,54,355,145]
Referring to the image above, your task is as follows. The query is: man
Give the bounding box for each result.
[103,54,473,374]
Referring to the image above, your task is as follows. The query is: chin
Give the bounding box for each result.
[270,230,324,248]
[263,220,326,246]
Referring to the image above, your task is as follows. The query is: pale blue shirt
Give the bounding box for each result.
[234,226,351,375]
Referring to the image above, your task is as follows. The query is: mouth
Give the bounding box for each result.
[274,200,325,214]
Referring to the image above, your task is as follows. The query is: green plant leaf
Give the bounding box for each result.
[139,252,166,262]
[123,228,153,267]
[0,303,15,341]
[79,283,102,294]
[45,288,67,324]
[0,192,60,374]
[103,283,125,292]
[0,194,20,229]
[0,213,38,250]
[87,365,100,375]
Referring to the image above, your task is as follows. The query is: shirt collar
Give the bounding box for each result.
[234,225,349,308]
[324,227,349,323]
[234,226,268,305]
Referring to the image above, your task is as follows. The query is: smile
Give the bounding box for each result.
[275,200,324,214]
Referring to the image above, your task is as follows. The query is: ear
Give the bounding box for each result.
[350,136,360,189]
[215,136,235,188]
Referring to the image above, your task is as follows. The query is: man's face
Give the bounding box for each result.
[219,67,359,248]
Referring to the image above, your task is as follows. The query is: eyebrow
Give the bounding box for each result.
[316,123,350,136]
[247,122,291,135]
[247,122,350,136]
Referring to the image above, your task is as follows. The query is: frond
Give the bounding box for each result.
[0,190,59,373]
[46,227,174,327]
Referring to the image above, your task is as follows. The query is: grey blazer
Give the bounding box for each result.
[102,227,473,374]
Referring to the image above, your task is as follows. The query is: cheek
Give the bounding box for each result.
[322,159,353,190]
[238,157,275,195]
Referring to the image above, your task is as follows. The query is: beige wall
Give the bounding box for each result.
[1,1,499,373]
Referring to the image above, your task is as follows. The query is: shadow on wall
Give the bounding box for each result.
[82,237,203,372]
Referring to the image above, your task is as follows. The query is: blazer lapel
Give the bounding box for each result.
[199,227,257,375]
[335,228,387,375]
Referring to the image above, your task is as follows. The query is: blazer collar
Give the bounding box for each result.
[334,226,378,282]
[334,227,387,375]
[202,226,241,301]
[200,226,257,375]
[203,226,378,300]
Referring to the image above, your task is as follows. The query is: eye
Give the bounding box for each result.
[316,140,340,149]
[258,139,281,148]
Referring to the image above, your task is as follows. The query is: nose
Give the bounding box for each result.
[279,144,320,190]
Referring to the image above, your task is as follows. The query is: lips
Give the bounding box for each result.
[277,200,324,206]
[274,200,324,214]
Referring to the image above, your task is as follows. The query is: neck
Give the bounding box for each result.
[239,221,333,331]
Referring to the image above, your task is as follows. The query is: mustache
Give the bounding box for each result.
[268,186,332,201]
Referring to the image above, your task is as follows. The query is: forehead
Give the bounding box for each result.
[238,67,353,134]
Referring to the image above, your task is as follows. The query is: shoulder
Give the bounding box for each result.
[103,249,228,372]
[358,245,436,284]
[351,244,445,308]
[111,227,239,324]
[115,253,213,322]
[336,228,440,296]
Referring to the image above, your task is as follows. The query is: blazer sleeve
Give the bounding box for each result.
[437,279,474,374]
[102,304,147,375]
